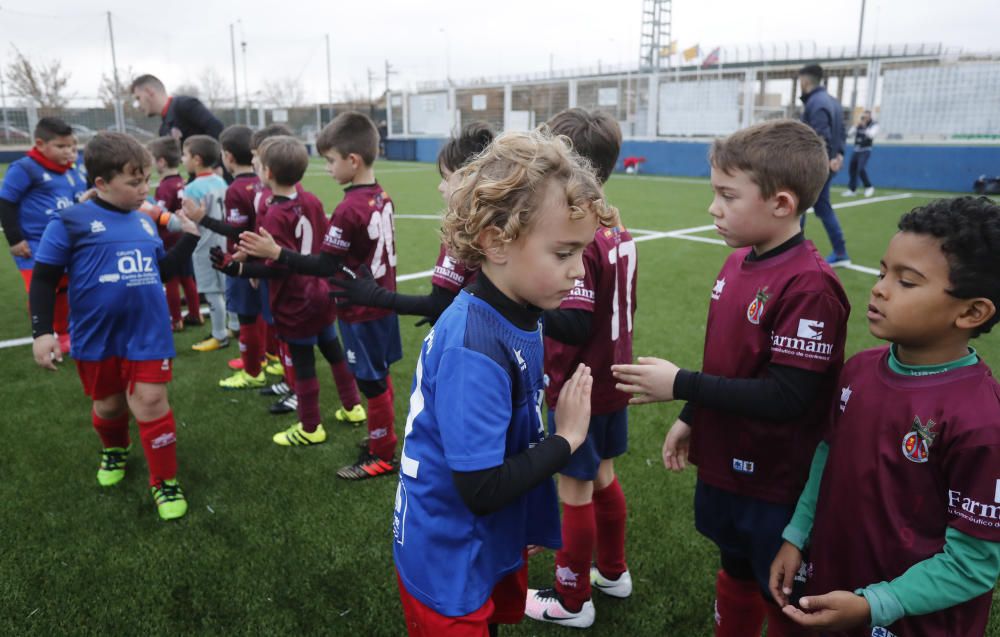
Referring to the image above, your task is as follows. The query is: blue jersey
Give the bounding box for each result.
[34,200,175,362]
[393,291,561,617]
[0,156,87,270]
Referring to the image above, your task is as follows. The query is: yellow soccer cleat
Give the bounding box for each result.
[272,423,327,447]
[334,403,367,425]
[219,369,267,390]
[192,336,230,352]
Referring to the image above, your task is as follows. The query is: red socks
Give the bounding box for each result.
[180,276,200,317]
[137,411,178,485]
[554,502,596,612]
[164,278,182,323]
[593,477,628,579]
[266,324,279,358]
[367,389,396,461]
[714,570,765,637]
[331,360,360,410]
[92,410,130,449]
[295,377,321,432]
[239,319,265,377]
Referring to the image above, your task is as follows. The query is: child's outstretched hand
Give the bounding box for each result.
[32,334,62,371]
[783,590,871,630]
[175,210,201,236]
[612,357,680,403]
[768,541,803,607]
[239,228,281,261]
[554,364,593,453]
[662,418,691,471]
[181,197,207,224]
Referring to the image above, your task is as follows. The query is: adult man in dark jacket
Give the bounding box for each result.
[798,64,849,265]
[130,74,224,142]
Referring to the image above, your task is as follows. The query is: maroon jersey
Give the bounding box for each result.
[321,183,397,323]
[224,173,260,252]
[260,192,335,339]
[431,243,477,293]
[154,174,185,250]
[255,182,304,230]
[545,225,637,414]
[806,348,1000,637]
[689,240,849,504]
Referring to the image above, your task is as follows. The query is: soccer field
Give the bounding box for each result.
[1,159,997,636]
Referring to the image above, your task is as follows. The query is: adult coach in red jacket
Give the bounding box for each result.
[130,74,224,143]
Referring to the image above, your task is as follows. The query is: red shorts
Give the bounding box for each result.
[396,564,527,636]
[75,358,173,400]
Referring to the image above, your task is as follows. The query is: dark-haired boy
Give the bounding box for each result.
[239,112,398,480]
[1,117,87,352]
[525,108,637,628]
[613,119,851,637]
[148,135,200,331]
[770,197,1000,636]
[29,132,200,520]
[182,135,229,351]
[212,136,356,447]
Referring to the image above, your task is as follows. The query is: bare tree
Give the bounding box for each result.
[198,67,230,109]
[98,66,135,109]
[261,77,305,108]
[5,46,72,108]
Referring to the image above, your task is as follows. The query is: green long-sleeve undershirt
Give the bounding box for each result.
[781,346,1000,628]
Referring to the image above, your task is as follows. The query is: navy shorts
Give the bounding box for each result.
[694,480,794,598]
[284,322,338,347]
[258,279,274,325]
[225,276,262,317]
[338,314,402,381]
[550,407,628,480]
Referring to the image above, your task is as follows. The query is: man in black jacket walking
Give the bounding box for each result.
[130,74,224,143]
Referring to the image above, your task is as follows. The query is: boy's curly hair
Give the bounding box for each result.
[898,196,1000,337]
[441,130,617,267]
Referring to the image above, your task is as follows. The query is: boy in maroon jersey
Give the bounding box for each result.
[613,120,850,637]
[524,108,637,628]
[193,125,268,389]
[148,136,200,331]
[769,197,1000,636]
[211,136,359,447]
[238,112,400,480]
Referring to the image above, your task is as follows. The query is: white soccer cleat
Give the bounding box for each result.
[864,187,875,197]
[524,588,595,628]
[841,189,857,197]
[590,567,633,598]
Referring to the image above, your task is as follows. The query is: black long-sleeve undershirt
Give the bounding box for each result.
[157,233,199,280]
[199,216,242,239]
[452,433,572,516]
[0,197,23,245]
[377,284,458,321]
[276,248,341,277]
[673,364,824,423]
[542,308,592,346]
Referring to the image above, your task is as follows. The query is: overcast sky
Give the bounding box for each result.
[0,0,995,105]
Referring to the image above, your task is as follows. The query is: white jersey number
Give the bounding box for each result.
[295,216,314,256]
[367,201,398,279]
[607,239,636,342]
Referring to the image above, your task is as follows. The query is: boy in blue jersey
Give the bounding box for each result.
[181,135,229,352]
[392,130,616,636]
[29,132,201,521]
[0,117,88,353]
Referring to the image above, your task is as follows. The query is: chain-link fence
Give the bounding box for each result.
[386,48,1000,143]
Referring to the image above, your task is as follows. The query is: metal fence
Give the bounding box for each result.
[389,48,1000,143]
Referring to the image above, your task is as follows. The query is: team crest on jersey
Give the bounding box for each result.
[140,217,156,237]
[711,278,725,300]
[746,287,770,324]
[901,416,937,463]
[839,385,852,412]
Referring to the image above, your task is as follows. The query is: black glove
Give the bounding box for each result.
[330,264,394,309]
[210,246,241,276]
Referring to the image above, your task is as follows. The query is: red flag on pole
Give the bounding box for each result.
[701,47,720,68]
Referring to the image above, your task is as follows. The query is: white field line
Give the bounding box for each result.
[0,195,898,351]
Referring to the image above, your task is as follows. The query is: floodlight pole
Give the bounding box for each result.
[241,31,250,125]
[106,12,125,132]
[230,23,240,123]
[326,34,333,125]
[849,0,867,117]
